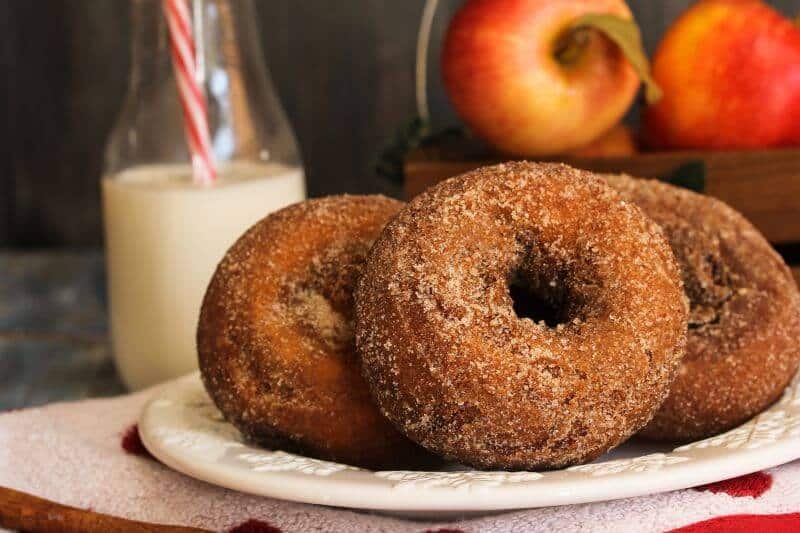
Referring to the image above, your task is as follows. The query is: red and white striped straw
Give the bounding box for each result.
[163,0,217,185]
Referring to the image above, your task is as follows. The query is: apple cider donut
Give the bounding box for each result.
[355,162,688,470]
[605,175,800,441]
[198,195,434,469]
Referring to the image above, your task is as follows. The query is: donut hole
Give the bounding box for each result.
[287,286,353,349]
[280,240,373,351]
[508,272,573,328]
[668,227,735,330]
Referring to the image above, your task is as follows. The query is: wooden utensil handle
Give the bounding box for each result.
[0,486,208,533]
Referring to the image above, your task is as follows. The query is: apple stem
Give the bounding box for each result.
[569,13,662,104]
[554,28,591,66]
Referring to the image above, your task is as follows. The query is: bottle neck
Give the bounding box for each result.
[108,0,300,174]
[127,0,260,86]
[129,0,170,85]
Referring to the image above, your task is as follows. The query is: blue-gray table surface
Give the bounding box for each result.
[1,251,797,412]
[0,251,125,410]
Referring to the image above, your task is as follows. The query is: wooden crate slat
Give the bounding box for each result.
[405,144,800,245]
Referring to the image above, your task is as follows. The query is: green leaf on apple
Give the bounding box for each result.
[376,116,467,184]
[570,13,662,104]
[662,160,706,193]
[375,116,428,185]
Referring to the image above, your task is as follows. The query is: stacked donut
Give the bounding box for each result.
[198,162,800,471]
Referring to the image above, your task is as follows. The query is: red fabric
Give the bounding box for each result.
[228,519,282,533]
[120,424,152,459]
[694,472,773,498]
[668,512,800,533]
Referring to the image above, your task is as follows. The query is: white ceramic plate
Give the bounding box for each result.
[139,372,800,515]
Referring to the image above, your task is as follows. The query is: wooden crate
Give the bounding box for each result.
[404,138,800,245]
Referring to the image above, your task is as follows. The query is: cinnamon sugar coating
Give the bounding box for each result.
[355,162,688,470]
[605,175,800,441]
[198,195,435,469]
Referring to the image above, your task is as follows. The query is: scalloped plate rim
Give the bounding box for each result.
[139,372,800,514]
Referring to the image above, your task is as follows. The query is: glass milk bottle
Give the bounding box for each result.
[103,0,305,390]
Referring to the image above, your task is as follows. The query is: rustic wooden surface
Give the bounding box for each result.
[404,142,800,244]
[1,0,798,247]
[0,252,124,410]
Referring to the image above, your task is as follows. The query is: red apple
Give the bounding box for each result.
[442,0,641,156]
[644,0,800,149]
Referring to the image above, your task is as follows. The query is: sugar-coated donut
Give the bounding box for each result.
[198,195,434,469]
[605,175,800,441]
[355,162,689,470]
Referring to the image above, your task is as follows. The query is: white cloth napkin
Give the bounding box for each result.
[0,382,799,533]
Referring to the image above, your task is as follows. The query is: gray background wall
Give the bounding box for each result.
[1,0,796,247]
